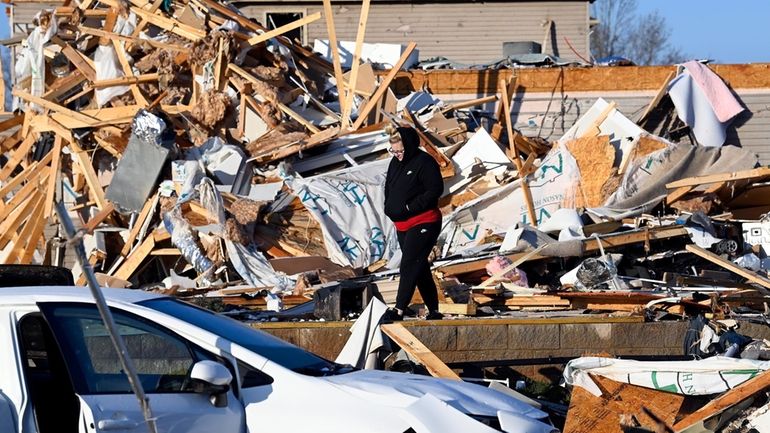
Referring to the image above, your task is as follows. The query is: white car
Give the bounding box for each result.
[0,287,557,433]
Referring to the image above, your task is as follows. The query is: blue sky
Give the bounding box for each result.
[635,0,770,64]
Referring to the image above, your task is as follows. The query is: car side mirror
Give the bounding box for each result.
[190,360,232,408]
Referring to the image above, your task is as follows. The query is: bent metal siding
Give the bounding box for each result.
[239,1,590,65]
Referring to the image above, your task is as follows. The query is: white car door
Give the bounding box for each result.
[36,302,245,433]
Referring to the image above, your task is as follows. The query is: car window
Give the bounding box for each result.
[40,303,198,395]
[141,298,348,375]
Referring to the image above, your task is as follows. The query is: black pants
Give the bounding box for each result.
[395,221,442,312]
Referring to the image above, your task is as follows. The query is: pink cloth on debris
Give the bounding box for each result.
[485,256,529,287]
[682,61,744,122]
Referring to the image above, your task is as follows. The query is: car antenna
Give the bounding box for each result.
[54,201,159,433]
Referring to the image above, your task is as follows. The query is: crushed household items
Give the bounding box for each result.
[3,2,770,432]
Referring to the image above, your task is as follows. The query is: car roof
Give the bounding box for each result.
[0,286,166,305]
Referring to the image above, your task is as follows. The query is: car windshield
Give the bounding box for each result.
[140,298,355,376]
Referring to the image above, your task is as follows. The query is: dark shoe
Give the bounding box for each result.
[382,308,404,323]
[425,311,443,320]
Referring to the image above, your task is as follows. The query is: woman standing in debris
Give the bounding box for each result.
[383,126,444,321]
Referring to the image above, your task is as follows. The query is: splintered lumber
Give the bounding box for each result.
[83,202,116,234]
[71,149,109,210]
[341,0,371,128]
[478,245,547,288]
[381,323,461,380]
[121,193,159,257]
[113,231,156,280]
[112,39,149,106]
[246,12,321,46]
[564,374,683,433]
[80,27,190,52]
[91,73,160,89]
[0,134,37,181]
[685,244,770,290]
[351,42,417,130]
[500,78,537,226]
[666,166,770,189]
[673,369,770,432]
[322,0,347,121]
[666,186,695,205]
[637,70,677,126]
[44,136,62,220]
[440,95,499,114]
[13,90,100,126]
[439,226,689,276]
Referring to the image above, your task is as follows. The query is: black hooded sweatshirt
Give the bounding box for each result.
[384,127,444,223]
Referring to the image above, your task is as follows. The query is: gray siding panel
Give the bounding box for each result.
[240,1,589,64]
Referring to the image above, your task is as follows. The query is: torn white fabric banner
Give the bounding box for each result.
[668,62,745,147]
[15,11,58,101]
[444,128,512,195]
[564,356,770,397]
[336,297,389,369]
[440,146,580,256]
[225,240,292,296]
[287,159,399,268]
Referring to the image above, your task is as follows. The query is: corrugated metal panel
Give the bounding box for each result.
[436,89,770,165]
[10,2,62,37]
[239,1,589,64]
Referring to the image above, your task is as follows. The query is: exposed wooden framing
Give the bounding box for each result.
[351,42,417,131]
[341,0,371,128]
[60,45,96,81]
[667,167,770,190]
[0,134,37,181]
[637,70,677,125]
[121,192,158,257]
[246,12,321,46]
[0,186,46,251]
[666,186,694,205]
[81,27,190,52]
[685,244,770,291]
[13,89,100,126]
[439,226,689,276]
[322,0,347,120]
[112,39,149,106]
[500,78,538,226]
[113,230,156,280]
[92,73,159,89]
[129,0,165,47]
[673,369,770,432]
[44,136,62,220]
[50,104,189,129]
[0,165,48,219]
[0,114,24,135]
[381,323,460,380]
[5,193,46,264]
[19,197,48,264]
[71,149,109,210]
[84,202,116,234]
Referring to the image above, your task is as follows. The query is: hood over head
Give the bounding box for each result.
[396,127,421,163]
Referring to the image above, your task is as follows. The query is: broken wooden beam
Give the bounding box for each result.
[381,323,461,380]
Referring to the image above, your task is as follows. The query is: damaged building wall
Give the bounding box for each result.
[238,1,590,65]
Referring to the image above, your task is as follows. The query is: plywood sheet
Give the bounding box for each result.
[565,135,616,207]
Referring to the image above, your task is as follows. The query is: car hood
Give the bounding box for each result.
[323,369,549,420]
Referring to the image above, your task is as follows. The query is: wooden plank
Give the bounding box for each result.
[322,0,347,120]
[440,95,498,114]
[0,114,24,133]
[341,0,370,128]
[0,187,46,250]
[0,134,37,181]
[381,323,460,380]
[121,192,158,257]
[91,73,159,89]
[666,186,694,205]
[666,166,770,189]
[351,42,417,131]
[100,0,206,40]
[673,368,770,432]
[113,232,156,280]
[5,192,46,264]
[19,196,48,264]
[44,136,62,220]
[80,27,190,52]
[72,150,109,210]
[83,202,115,234]
[685,244,770,291]
[60,45,96,81]
[579,101,617,138]
[13,89,100,126]
[438,302,476,316]
[439,226,689,276]
[149,248,182,255]
[478,245,547,288]
[247,12,321,46]
[501,78,538,226]
[113,40,149,106]
[637,70,676,125]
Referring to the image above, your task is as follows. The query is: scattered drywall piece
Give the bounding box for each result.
[336,297,388,369]
[313,39,420,70]
[444,128,512,194]
[565,135,615,207]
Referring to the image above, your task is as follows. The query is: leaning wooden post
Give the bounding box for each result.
[500,78,538,227]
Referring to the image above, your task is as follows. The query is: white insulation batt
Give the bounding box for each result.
[564,356,770,397]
